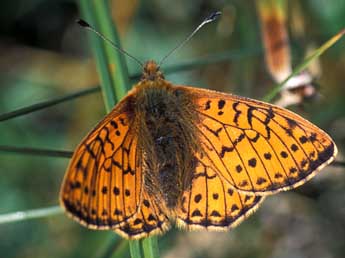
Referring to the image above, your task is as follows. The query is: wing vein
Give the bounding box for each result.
[243,131,275,186]
[223,125,256,190]
[196,125,236,185]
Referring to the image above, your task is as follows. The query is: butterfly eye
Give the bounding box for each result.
[173,89,183,97]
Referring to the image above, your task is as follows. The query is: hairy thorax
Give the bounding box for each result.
[132,79,199,211]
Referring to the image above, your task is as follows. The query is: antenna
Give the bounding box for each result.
[158,11,222,67]
[77,19,143,68]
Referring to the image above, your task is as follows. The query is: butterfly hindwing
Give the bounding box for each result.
[115,190,170,239]
[60,101,143,229]
[176,152,264,230]
[176,85,337,195]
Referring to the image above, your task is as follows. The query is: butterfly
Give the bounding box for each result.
[60,15,337,240]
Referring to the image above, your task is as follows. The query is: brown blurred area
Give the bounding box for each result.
[0,1,344,258]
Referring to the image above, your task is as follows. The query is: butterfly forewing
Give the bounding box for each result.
[60,102,143,229]
[176,85,337,195]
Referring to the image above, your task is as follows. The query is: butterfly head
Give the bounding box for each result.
[142,60,164,81]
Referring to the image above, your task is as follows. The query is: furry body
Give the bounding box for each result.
[129,66,199,211]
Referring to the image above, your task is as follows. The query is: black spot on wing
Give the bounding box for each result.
[256,177,267,185]
[264,152,272,160]
[248,158,257,167]
[264,107,275,124]
[102,186,108,194]
[210,210,221,217]
[204,100,211,110]
[143,200,150,208]
[233,102,241,125]
[110,121,118,129]
[194,194,202,203]
[291,144,299,152]
[218,99,226,109]
[280,151,288,158]
[247,106,255,126]
[299,136,308,144]
[191,209,203,217]
[113,187,120,195]
[212,193,219,200]
[236,165,243,173]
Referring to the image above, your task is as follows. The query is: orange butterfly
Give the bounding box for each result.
[60,14,337,239]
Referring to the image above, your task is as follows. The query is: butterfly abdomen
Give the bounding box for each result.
[134,82,199,209]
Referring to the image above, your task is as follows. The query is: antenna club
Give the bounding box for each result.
[77,19,91,28]
[206,11,222,22]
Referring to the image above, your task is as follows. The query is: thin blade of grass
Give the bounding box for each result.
[0,86,99,122]
[0,206,62,224]
[0,145,72,158]
[263,28,345,102]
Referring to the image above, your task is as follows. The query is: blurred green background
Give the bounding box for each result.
[0,0,344,258]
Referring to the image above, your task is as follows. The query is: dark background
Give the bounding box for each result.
[0,1,344,257]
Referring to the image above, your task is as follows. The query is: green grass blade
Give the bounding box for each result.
[0,206,62,224]
[129,240,142,258]
[142,237,160,258]
[263,29,345,102]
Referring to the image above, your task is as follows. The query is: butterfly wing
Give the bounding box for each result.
[60,100,143,229]
[115,190,170,239]
[176,152,264,230]
[176,85,337,195]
